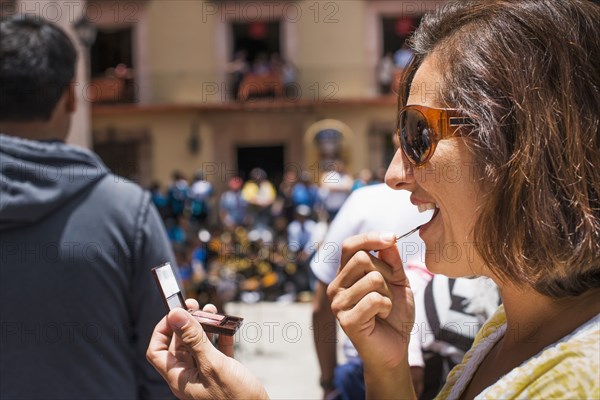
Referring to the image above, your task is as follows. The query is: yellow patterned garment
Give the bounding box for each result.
[435,305,600,400]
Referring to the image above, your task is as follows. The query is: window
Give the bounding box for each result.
[89,27,135,103]
[230,21,286,101]
[94,139,140,181]
[237,145,285,185]
[381,16,422,57]
[93,128,152,185]
[378,15,423,94]
[91,27,133,77]
[231,21,281,64]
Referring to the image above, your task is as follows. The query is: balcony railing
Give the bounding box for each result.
[89,75,136,104]
[88,65,407,106]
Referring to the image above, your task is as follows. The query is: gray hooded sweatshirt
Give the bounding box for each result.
[0,134,175,399]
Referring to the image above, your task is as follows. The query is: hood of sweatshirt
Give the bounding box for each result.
[0,133,109,230]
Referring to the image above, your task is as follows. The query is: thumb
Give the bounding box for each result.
[378,243,409,286]
[168,308,213,358]
[378,241,402,270]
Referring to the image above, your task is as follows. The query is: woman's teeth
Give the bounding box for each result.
[417,203,439,213]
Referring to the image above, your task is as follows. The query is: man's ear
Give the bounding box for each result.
[66,81,76,113]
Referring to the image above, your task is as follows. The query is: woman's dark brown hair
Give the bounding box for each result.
[400,0,600,297]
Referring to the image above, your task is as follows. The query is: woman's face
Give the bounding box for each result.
[386,55,488,278]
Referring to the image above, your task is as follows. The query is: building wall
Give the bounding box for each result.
[90,0,446,189]
[93,110,215,187]
[142,0,218,103]
[136,0,387,103]
[295,0,369,99]
[92,100,397,190]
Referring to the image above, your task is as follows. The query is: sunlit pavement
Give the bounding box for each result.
[225,301,323,400]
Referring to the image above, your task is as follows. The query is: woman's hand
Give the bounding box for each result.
[327,232,415,370]
[146,299,269,400]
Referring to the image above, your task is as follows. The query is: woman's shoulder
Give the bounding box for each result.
[480,312,600,399]
[472,305,507,345]
[436,309,600,399]
[435,306,508,399]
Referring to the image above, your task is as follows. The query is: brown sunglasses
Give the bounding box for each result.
[397,105,475,167]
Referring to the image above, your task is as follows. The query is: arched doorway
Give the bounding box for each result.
[303,119,354,182]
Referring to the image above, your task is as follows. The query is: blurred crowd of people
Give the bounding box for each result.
[147,164,386,309]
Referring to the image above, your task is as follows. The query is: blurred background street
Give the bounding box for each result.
[228,302,329,400]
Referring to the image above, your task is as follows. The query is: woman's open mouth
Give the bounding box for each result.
[418,203,440,234]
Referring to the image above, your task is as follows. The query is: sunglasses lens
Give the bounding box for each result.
[400,109,433,165]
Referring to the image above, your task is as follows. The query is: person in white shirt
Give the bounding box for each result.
[409,275,499,399]
[310,183,499,400]
[310,183,433,399]
[188,170,214,225]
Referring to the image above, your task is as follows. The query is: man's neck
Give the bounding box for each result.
[0,122,67,142]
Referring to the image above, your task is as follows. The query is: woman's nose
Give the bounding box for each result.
[385,147,416,191]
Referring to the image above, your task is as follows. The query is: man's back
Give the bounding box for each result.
[0,135,175,398]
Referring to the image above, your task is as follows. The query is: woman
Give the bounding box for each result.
[146,1,599,399]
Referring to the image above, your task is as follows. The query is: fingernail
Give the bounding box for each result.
[380,232,396,242]
[169,308,189,330]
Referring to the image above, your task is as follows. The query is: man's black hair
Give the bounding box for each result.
[0,14,77,122]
